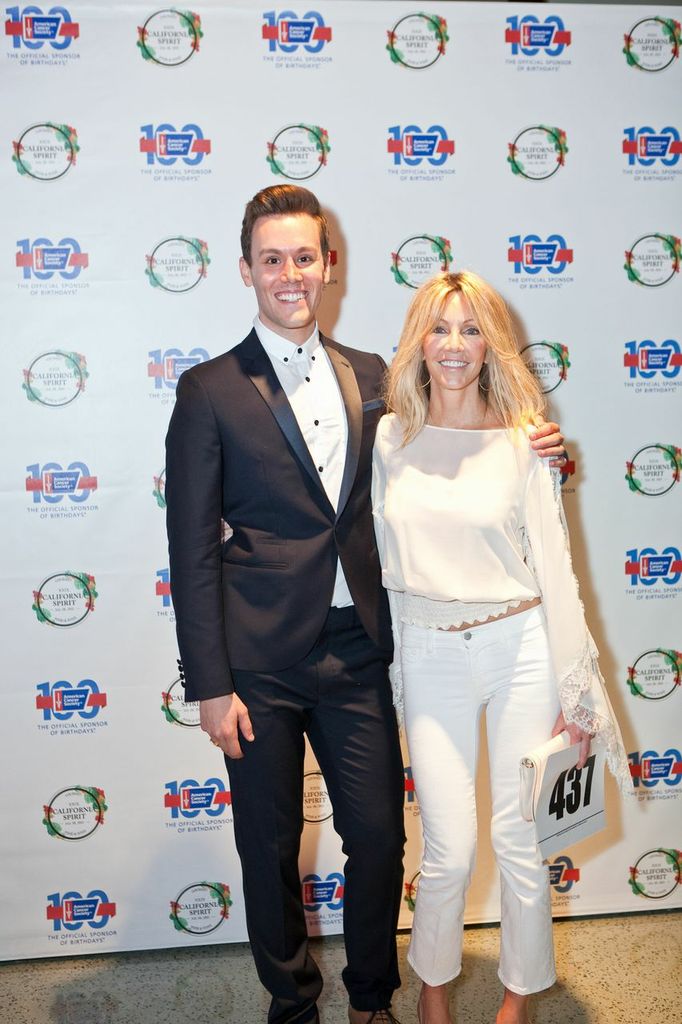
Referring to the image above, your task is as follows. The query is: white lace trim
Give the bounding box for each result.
[400,593,527,630]
[557,634,632,793]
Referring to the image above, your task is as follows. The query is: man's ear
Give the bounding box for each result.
[239,256,252,287]
[323,252,331,285]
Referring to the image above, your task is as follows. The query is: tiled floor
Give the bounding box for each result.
[2,911,679,1023]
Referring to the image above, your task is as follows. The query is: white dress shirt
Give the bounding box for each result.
[254,316,353,608]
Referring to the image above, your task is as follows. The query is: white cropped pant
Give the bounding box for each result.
[402,605,560,995]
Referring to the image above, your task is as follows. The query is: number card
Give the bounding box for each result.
[534,743,606,859]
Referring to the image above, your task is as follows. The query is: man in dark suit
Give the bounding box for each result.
[165,185,563,1024]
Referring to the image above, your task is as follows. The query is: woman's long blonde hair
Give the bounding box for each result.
[386,270,546,443]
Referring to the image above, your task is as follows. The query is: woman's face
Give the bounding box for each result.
[422,292,487,397]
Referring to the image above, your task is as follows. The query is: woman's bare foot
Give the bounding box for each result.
[417,982,452,1024]
[496,987,530,1024]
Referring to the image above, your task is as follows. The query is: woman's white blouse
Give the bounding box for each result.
[374,419,540,605]
[372,413,630,790]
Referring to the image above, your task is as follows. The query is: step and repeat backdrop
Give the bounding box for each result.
[1,1,681,960]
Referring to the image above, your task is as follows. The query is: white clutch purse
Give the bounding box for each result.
[519,730,573,822]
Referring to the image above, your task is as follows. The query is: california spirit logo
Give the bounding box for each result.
[404,870,420,912]
[627,649,681,701]
[12,123,78,180]
[624,234,681,287]
[521,342,569,393]
[137,9,202,66]
[170,882,232,934]
[508,126,567,180]
[161,674,200,727]
[23,351,87,406]
[629,848,681,898]
[267,124,330,180]
[390,235,452,289]
[386,13,448,69]
[623,17,681,72]
[626,444,681,495]
[145,237,209,292]
[153,468,166,508]
[303,771,332,824]
[33,572,97,626]
[43,786,107,840]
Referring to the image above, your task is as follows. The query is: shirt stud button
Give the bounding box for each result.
[305,376,311,382]
[314,419,319,426]
[463,631,472,640]
[318,466,323,473]
[297,347,303,354]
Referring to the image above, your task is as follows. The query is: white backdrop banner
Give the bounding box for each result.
[1,1,681,960]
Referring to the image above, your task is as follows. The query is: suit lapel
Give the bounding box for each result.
[324,338,362,520]
[240,330,334,513]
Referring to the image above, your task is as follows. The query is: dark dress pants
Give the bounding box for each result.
[225,606,406,1024]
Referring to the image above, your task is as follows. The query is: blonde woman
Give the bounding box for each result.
[371,272,629,1024]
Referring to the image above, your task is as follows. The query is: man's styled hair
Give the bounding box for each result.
[240,185,330,265]
[386,270,546,443]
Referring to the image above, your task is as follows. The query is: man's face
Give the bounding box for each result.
[239,213,330,344]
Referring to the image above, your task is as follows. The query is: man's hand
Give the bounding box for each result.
[200,693,255,759]
[551,711,592,769]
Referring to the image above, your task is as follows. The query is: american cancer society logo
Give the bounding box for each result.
[505,14,571,69]
[12,122,78,180]
[33,572,97,626]
[626,444,681,496]
[5,5,80,65]
[508,126,567,180]
[627,649,681,701]
[266,124,330,180]
[302,872,344,925]
[624,17,681,72]
[170,882,232,934]
[622,127,682,181]
[36,679,108,733]
[261,9,332,68]
[26,460,98,517]
[23,350,88,406]
[43,785,107,840]
[624,339,681,395]
[164,778,232,832]
[147,347,209,401]
[390,235,452,289]
[16,236,89,294]
[629,748,682,791]
[386,13,448,69]
[508,234,573,290]
[624,234,681,287]
[629,848,681,899]
[625,547,681,596]
[387,124,455,182]
[137,9,202,66]
[46,890,117,941]
[145,237,209,292]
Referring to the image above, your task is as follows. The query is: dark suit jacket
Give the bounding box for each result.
[165,328,392,702]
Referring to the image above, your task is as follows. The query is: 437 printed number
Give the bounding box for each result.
[549,754,596,820]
